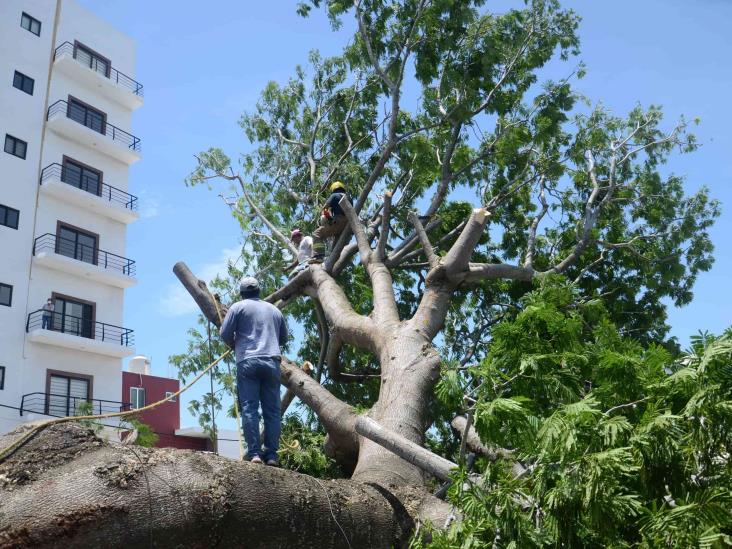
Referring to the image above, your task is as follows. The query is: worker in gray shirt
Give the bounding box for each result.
[221,276,288,465]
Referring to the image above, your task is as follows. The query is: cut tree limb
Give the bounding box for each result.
[451,416,526,478]
[356,416,458,482]
[0,424,422,549]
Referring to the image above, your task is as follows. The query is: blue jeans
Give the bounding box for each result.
[236,356,281,461]
[42,315,52,329]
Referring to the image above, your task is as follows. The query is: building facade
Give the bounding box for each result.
[0,0,141,435]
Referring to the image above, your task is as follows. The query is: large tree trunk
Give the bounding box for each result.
[0,423,448,549]
[351,325,442,487]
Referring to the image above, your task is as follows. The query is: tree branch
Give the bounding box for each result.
[524,176,549,269]
[340,195,373,266]
[407,212,439,270]
[442,208,490,278]
[356,417,458,482]
[375,192,393,261]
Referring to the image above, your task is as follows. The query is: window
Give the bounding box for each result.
[67,97,105,134]
[165,391,177,402]
[0,366,5,390]
[74,42,110,77]
[13,71,34,95]
[51,296,94,338]
[48,373,90,416]
[0,204,19,230]
[21,13,41,36]
[62,157,101,196]
[57,224,97,265]
[130,387,145,410]
[0,284,13,307]
[4,135,27,159]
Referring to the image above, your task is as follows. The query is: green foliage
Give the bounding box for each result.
[123,418,159,448]
[419,280,732,548]
[175,2,723,544]
[278,414,342,478]
[76,401,102,434]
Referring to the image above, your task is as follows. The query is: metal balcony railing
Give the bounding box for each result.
[20,392,132,417]
[40,163,138,211]
[54,41,144,97]
[47,100,141,152]
[33,233,136,277]
[26,309,135,347]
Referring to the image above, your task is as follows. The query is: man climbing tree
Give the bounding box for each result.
[312,181,349,260]
[0,0,722,547]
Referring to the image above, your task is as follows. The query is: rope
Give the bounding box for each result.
[0,349,232,464]
[201,285,245,461]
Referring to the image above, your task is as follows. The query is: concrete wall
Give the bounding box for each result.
[0,0,139,435]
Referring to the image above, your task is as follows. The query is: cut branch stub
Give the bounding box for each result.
[173,262,226,327]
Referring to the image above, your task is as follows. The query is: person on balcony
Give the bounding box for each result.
[42,298,54,330]
[220,276,288,466]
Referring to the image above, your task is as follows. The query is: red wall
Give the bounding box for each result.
[122,371,180,433]
[121,371,210,451]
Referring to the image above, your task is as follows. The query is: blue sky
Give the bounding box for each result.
[78,0,731,430]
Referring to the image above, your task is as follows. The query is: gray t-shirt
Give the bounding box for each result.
[220,298,288,363]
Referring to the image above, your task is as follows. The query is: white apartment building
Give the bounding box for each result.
[0,0,141,435]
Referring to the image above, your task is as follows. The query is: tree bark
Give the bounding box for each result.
[0,424,440,549]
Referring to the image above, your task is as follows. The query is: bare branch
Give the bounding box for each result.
[375,192,393,261]
[339,195,373,266]
[464,262,534,282]
[218,173,298,256]
[524,176,549,269]
[354,0,396,91]
[356,417,458,482]
[451,416,526,477]
[408,212,439,270]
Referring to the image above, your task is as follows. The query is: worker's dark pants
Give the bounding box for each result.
[236,356,281,461]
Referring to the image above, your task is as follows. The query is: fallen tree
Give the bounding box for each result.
[0,0,719,546]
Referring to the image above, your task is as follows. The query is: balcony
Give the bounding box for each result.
[26,309,135,358]
[33,233,137,289]
[40,164,139,224]
[53,42,143,110]
[20,392,131,417]
[46,100,141,165]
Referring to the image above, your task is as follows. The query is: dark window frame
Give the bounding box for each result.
[0,366,5,390]
[4,134,27,159]
[0,204,20,230]
[13,71,34,95]
[45,369,94,415]
[73,41,111,78]
[50,292,97,340]
[0,283,12,307]
[62,156,103,197]
[66,95,107,135]
[56,221,100,266]
[21,12,41,36]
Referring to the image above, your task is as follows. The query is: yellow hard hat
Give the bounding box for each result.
[330,181,345,192]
